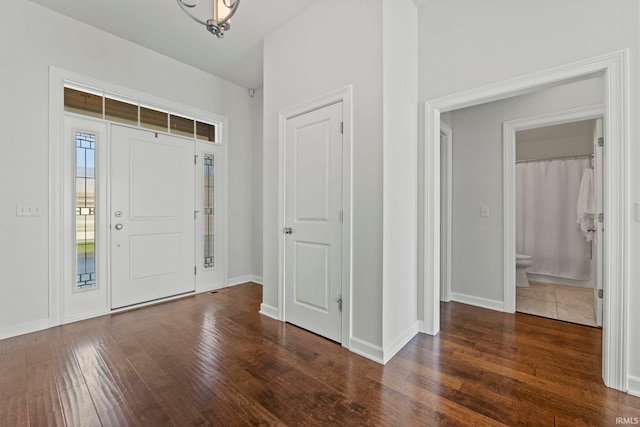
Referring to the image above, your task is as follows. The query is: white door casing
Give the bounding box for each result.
[594,118,604,328]
[110,126,195,309]
[502,105,605,313]
[284,102,343,342]
[440,122,453,303]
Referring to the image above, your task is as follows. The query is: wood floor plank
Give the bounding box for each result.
[97,403,140,427]
[0,392,29,426]
[59,384,102,427]
[82,363,125,414]
[27,383,65,426]
[50,345,86,392]
[0,283,639,426]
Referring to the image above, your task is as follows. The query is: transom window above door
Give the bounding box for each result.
[64,86,217,142]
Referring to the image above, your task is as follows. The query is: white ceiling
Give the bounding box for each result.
[28,0,320,89]
[516,120,595,144]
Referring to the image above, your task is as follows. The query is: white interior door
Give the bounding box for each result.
[111,126,195,309]
[594,118,604,327]
[284,102,343,342]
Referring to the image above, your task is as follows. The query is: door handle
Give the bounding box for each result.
[114,224,124,230]
[283,227,293,234]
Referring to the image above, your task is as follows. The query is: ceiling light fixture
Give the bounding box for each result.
[176,0,240,39]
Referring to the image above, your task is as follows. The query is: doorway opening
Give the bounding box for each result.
[424,51,628,391]
[511,114,604,328]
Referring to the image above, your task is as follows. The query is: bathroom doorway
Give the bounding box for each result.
[513,116,604,328]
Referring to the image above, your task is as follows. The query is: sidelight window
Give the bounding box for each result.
[204,154,215,269]
[75,131,97,290]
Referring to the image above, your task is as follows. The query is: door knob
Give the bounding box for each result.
[283,227,293,234]
[114,224,124,230]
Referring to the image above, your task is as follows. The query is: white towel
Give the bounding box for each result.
[576,168,595,241]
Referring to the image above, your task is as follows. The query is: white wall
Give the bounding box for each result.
[252,87,264,282]
[263,0,419,360]
[382,0,419,351]
[448,77,602,303]
[0,1,254,336]
[263,0,384,348]
[418,0,640,392]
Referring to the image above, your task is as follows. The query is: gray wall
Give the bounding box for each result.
[252,87,264,281]
[448,77,603,303]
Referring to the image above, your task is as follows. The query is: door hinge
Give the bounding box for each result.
[336,294,343,312]
[598,289,603,299]
[194,210,199,220]
[598,137,604,147]
[598,213,604,223]
[339,210,343,223]
[340,122,344,134]
[194,266,197,275]
[194,155,199,165]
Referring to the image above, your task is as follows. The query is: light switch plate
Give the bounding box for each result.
[481,206,490,217]
[16,203,44,217]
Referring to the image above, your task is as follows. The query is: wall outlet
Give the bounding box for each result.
[16,203,44,217]
[481,205,490,217]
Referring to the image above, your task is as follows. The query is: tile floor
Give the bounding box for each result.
[516,281,598,327]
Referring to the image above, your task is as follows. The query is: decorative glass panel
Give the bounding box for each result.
[105,97,138,125]
[76,132,97,290]
[204,154,215,269]
[170,114,194,138]
[140,106,168,132]
[196,121,216,142]
[64,87,103,118]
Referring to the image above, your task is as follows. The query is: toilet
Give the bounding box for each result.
[516,254,533,287]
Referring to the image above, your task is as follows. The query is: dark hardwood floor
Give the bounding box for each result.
[1,283,639,426]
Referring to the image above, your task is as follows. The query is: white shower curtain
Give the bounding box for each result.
[516,158,591,280]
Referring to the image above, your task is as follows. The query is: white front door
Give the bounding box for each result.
[284,102,343,342]
[110,126,195,309]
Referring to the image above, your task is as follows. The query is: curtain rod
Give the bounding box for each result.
[516,153,593,164]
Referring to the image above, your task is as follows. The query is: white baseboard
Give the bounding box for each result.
[250,275,263,285]
[383,321,420,364]
[0,318,51,340]
[259,303,279,320]
[349,336,384,364]
[63,309,109,325]
[628,376,640,397]
[527,273,595,288]
[226,275,255,287]
[451,292,504,312]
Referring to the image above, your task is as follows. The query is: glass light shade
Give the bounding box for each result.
[214,0,232,22]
